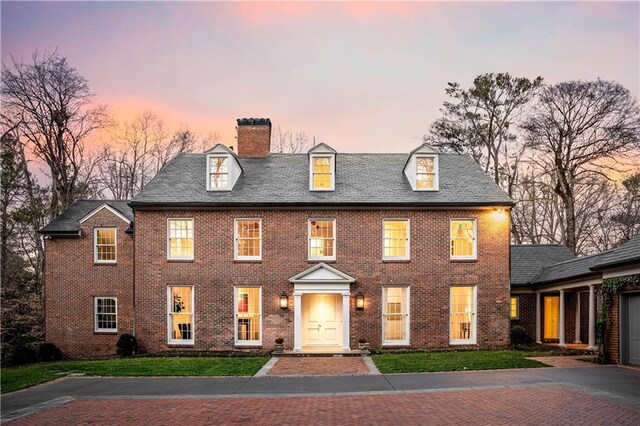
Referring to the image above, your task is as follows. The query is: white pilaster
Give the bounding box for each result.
[342,293,350,351]
[558,289,566,347]
[588,284,597,350]
[535,292,541,344]
[293,293,302,351]
[574,292,581,343]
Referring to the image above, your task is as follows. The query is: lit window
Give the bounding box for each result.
[382,287,409,345]
[235,219,262,260]
[168,286,194,344]
[450,219,477,260]
[94,228,116,263]
[510,296,519,320]
[308,219,336,260]
[94,297,117,332]
[208,156,229,189]
[416,156,436,189]
[450,286,477,344]
[383,219,410,260]
[167,219,194,260]
[235,287,262,345]
[311,156,334,190]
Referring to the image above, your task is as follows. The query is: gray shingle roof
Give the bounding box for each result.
[39,200,133,234]
[511,245,576,286]
[130,153,512,207]
[590,235,640,271]
[531,251,613,285]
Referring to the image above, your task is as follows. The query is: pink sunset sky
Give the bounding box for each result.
[2,1,639,153]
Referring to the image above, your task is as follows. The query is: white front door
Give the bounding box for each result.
[302,294,342,346]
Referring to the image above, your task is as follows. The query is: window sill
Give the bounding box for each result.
[382,259,411,263]
[94,262,117,266]
[450,258,478,263]
[234,260,262,264]
[167,343,195,347]
[94,331,118,335]
[449,341,478,346]
[381,343,410,347]
[167,259,195,263]
[234,344,262,348]
[308,259,336,263]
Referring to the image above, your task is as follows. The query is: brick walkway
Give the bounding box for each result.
[528,355,598,368]
[267,356,371,376]
[10,386,640,425]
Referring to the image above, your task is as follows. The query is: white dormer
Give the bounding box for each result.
[204,144,243,191]
[404,143,439,191]
[308,143,336,191]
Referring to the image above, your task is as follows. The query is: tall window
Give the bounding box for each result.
[510,296,519,319]
[383,219,410,260]
[94,228,117,263]
[308,219,336,260]
[450,219,477,260]
[382,287,409,345]
[416,156,436,189]
[167,219,194,260]
[311,156,334,190]
[208,156,229,189]
[168,286,194,344]
[235,287,262,345]
[94,297,117,332]
[450,286,477,344]
[235,219,262,260]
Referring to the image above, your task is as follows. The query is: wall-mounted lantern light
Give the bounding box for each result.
[279,293,289,309]
[356,293,365,310]
[492,208,507,222]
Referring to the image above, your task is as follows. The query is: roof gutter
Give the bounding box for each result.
[128,201,515,210]
[589,257,640,271]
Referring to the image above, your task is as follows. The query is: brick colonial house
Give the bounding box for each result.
[41,118,516,357]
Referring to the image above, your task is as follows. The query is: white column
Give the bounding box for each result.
[588,285,597,351]
[293,293,302,351]
[535,292,542,344]
[574,292,581,343]
[559,290,566,347]
[342,293,350,351]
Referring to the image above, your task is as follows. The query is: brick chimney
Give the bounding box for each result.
[236,118,272,158]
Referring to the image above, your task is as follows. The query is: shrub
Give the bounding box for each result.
[38,342,63,362]
[7,342,39,366]
[275,337,284,344]
[510,325,532,345]
[116,334,138,357]
[358,338,367,344]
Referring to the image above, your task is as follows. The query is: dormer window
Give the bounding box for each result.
[208,156,229,189]
[416,156,436,190]
[308,142,337,192]
[204,144,243,191]
[404,143,439,191]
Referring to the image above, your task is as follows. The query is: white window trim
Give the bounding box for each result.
[450,218,478,260]
[94,227,117,264]
[167,285,195,345]
[94,297,117,333]
[307,218,337,261]
[510,296,520,320]
[167,218,194,260]
[234,286,263,347]
[234,218,262,261]
[309,154,335,191]
[449,285,478,345]
[415,154,439,192]
[206,154,231,191]
[382,218,410,261]
[381,286,410,346]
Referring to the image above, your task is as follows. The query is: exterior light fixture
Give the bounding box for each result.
[356,293,365,310]
[492,208,507,222]
[279,293,289,309]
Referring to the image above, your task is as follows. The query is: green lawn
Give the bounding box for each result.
[1,356,269,394]
[372,350,549,373]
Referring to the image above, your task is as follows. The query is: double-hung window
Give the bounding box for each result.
[94,228,117,263]
[235,287,262,346]
[168,286,194,345]
[208,156,229,190]
[416,156,436,190]
[450,286,477,345]
[308,219,336,260]
[167,219,194,260]
[311,156,334,190]
[383,219,410,260]
[235,219,262,260]
[94,297,117,332]
[382,287,410,345]
[510,296,519,320]
[450,219,477,260]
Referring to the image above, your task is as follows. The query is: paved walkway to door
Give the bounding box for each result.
[527,355,598,368]
[267,356,372,376]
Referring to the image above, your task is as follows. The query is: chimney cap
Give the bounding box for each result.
[237,118,271,126]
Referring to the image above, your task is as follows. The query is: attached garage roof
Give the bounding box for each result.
[510,244,576,286]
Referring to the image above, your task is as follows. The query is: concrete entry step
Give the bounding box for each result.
[267,356,377,376]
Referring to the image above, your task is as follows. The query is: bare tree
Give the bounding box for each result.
[1,51,108,217]
[271,124,314,153]
[522,80,640,253]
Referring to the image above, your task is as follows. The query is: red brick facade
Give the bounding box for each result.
[44,209,134,357]
[605,282,640,364]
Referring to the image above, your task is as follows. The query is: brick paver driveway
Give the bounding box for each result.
[9,385,640,425]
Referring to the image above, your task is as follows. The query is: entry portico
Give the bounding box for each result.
[289,263,356,352]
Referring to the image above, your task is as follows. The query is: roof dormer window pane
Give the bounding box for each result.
[416,157,435,189]
[209,156,228,189]
[312,157,332,190]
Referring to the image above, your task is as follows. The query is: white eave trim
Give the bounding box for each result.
[78,203,131,225]
[288,262,356,284]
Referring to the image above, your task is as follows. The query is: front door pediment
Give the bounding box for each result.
[288,262,356,284]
